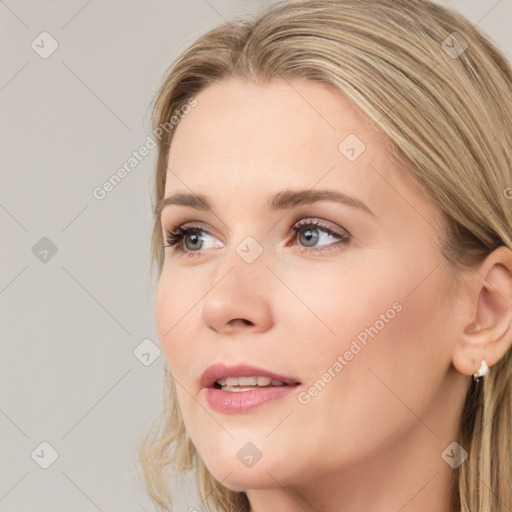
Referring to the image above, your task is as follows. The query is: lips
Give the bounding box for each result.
[200,364,301,413]
[200,363,301,389]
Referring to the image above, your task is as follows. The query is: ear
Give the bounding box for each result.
[452,246,512,377]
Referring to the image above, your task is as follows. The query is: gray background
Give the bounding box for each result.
[1,1,511,511]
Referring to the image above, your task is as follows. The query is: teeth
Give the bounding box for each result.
[222,386,257,392]
[257,376,272,386]
[215,375,287,390]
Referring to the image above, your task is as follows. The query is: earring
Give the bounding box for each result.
[473,360,489,382]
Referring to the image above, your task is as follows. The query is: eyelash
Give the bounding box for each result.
[161,218,350,258]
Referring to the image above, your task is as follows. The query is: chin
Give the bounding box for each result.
[198,449,289,491]
[212,468,279,492]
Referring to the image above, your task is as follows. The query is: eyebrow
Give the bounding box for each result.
[155,188,375,218]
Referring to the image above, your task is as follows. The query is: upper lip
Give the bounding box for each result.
[200,363,301,388]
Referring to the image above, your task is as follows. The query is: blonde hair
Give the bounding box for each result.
[136,1,512,510]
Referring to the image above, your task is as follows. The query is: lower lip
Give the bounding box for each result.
[204,385,299,413]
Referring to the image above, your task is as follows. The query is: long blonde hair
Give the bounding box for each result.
[136,1,512,510]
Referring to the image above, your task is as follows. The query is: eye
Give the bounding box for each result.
[288,218,350,253]
[162,222,221,257]
[161,218,351,257]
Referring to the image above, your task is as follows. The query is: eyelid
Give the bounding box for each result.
[162,217,351,256]
[162,221,222,255]
[162,217,348,239]
[287,217,350,239]
[162,220,218,239]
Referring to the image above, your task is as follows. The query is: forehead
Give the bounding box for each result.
[164,77,435,227]
[168,77,383,167]
[169,79,382,176]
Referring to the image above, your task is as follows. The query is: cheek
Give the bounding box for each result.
[291,255,448,398]
[155,274,205,425]
[280,272,451,472]
[304,265,451,421]
[289,250,448,363]
[277,259,402,357]
[154,270,200,373]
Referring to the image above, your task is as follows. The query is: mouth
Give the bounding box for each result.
[200,363,301,389]
[213,375,296,392]
[200,364,301,413]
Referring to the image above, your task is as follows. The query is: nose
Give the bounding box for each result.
[201,252,274,335]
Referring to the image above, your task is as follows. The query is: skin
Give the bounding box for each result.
[155,77,512,512]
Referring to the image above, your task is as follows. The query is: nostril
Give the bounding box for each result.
[230,318,253,326]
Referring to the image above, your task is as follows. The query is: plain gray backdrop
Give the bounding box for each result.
[1,1,511,511]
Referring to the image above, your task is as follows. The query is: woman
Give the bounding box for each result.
[137,1,512,511]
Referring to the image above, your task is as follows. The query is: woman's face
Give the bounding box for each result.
[155,77,468,492]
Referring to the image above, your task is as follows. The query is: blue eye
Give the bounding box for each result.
[162,218,350,257]
[162,224,218,256]
[290,218,350,253]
